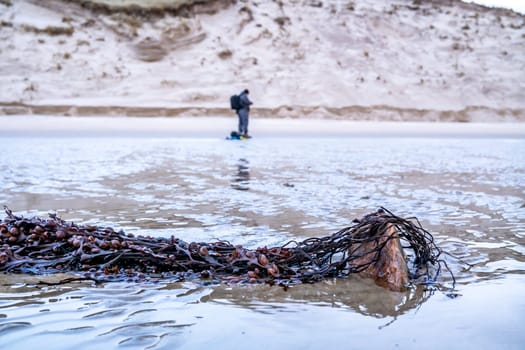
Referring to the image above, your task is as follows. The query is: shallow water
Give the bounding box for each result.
[1,128,524,349]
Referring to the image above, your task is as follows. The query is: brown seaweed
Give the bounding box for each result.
[0,207,453,290]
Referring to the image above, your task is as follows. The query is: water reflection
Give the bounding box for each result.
[0,135,524,349]
[206,277,431,320]
[231,158,250,191]
[0,275,432,350]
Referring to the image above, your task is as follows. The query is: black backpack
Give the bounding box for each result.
[230,94,241,110]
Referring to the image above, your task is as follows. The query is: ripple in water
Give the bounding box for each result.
[0,136,524,349]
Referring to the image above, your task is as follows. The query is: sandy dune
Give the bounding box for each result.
[0,0,524,121]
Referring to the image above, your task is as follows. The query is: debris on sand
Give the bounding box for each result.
[0,207,452,291]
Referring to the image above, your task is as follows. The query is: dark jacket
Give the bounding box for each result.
[239,92,252,112]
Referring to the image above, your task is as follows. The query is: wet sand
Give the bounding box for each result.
[1,116,524,349]
[1,115,524,138]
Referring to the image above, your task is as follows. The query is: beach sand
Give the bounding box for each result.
[1,115,524,138]
[0,0,524,122]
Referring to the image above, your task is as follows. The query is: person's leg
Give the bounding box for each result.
[244,113,249,136]
[239,110,248,135]
[237,111,242,134]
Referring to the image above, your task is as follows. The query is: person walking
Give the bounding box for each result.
[237,89,253,138]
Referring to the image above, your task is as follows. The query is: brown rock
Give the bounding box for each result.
[349,223,409,292]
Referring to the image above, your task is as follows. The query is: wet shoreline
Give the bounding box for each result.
[0,131,524,349]
[1,115,524,138]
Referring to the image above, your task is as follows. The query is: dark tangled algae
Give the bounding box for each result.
[0,207,453,290]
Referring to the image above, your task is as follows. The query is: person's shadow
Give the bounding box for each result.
[231,158,250,191]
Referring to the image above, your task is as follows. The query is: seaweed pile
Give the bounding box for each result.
[0,207,451,288]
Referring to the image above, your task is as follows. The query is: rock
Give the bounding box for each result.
[349,223,409,292]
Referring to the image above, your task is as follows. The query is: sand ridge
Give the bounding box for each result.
[0,0,524,121]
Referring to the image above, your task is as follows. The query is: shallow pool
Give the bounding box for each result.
[1,127,524,349]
